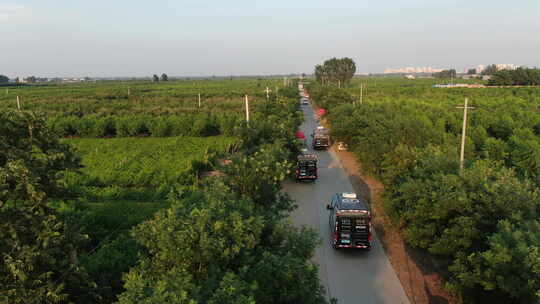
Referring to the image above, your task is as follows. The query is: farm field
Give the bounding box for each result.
[0,79,282,115]
[62,136,237,202]
[1,79,286,138]
[309,77,540,304]
[1,77,321,304]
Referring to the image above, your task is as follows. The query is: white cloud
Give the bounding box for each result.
[0,4,25,21]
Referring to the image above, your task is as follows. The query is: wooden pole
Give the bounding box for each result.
[360,83,364,105]
[244,95,250,124]
[16,96,21,110]
[198,93,201,108]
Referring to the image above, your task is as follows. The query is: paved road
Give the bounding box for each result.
[284,103,410,304]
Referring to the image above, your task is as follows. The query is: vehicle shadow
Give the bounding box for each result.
[332,248,372,259]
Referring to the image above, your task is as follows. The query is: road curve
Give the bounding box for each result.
[284,103,410,304]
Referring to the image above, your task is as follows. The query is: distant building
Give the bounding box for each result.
[384,66,443,74]
[495,64,518,71]
[405,74,416,79]
[433,83,486,88]
[465,64,519,75]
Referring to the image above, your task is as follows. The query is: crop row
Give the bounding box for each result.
[63,136,237,201]
[0,79,283,116]
[48,113,243,138]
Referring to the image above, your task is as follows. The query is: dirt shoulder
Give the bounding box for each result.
[333,147,457,304]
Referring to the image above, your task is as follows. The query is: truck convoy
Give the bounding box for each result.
[327,192,372,250]
[296,149,318,181]
[312,126,330,150]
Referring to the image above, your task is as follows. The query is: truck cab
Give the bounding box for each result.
[327,192,372,250]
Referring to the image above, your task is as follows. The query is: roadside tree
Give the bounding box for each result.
[314,57,356,86]
[0,111,97,304]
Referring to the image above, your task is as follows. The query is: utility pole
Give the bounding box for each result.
[244,94,250,124]
[266,87,270,101]
[456,98,475,173]
[198,93,201,108]
[338,80,341,88]
[16,96,21,110]
[127,86,130,96]
[360,83,364,105]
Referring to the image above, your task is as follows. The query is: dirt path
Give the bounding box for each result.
[333,147,457,304]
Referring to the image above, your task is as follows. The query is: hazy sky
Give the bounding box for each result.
[1,0,539,77]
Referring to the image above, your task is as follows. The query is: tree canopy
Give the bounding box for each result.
[482,64,498,75]
[308,79,540,303]
[314,57,356,86]
[0,74,8,83]
[0,111,97,304]
[488,68,540,86]
[117,149,327,304]
[433,69,456,79]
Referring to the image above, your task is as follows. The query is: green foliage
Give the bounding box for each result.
[0,110,97,304]
[0,79,286,139]
[433,69,457,79]
[0,111,82,203]
[309,78,540,303]
[452,219,540,303]
[482,64,498,76]
[118,180,326,304]
[63,136,235,201]
[47,113,238,138]
[0,74,9,83]
[308,87,354,110]
[223,143,295,219]
[2,79,320,304]
[314,57,356,86]
[116,83,327,304]
[488,68,540,86]
[0,79,282,117]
